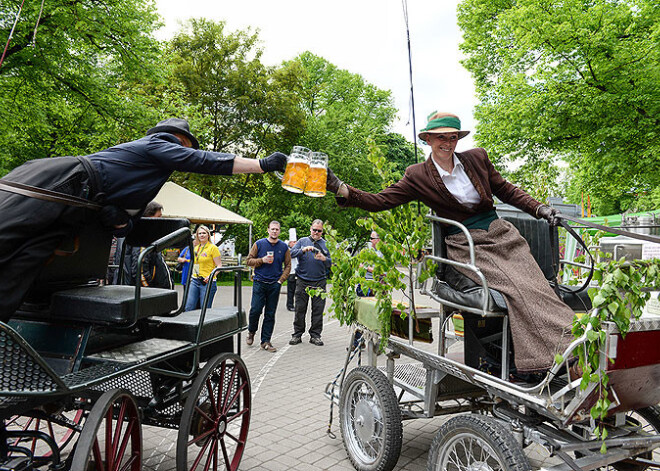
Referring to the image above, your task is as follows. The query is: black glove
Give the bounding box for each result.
[100,205,130,228]
[259,152,287,173]
[537,205,559,226]
[326,168,343,194]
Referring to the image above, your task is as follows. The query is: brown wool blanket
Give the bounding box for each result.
[445,219,575,373]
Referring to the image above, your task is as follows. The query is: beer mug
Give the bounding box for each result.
[280,146,311,194]
[304,152,328,197]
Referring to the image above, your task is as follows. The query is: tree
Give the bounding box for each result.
[264,52,398,241]
[458,0,660,214]
[162,19,306,246]
[0,0,163,174]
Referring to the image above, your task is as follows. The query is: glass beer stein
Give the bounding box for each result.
[304,152,328,197]
[281,146,310,193]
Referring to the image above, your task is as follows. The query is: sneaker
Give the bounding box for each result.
[261,342,277,353]
[246,332,255,346]
[309,337,324,346]
[287,307,295,312]
[289,336,302,345]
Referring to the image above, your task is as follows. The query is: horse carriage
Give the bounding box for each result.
[328,206,660,471]
[0,217,250,470]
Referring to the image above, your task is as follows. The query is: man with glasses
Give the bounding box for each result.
[288,219,332,346]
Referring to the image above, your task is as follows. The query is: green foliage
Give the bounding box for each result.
[571,256,660,448]
[0,0,164,173]
[310,140,433,348]
[458,0,660,214]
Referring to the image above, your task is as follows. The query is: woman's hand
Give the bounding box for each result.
[326,168,343,194]
[537,205,559,226]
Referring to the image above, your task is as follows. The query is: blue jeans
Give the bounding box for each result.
[184,277,218,311]
[248,280,281,344]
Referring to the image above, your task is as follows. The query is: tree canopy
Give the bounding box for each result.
[0,0,163,173]
[458,0,660,214]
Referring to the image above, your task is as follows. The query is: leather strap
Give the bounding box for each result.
[0,179,102,210]
[559,214,660,244]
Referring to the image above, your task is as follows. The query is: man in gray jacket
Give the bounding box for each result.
[288,219,332,346]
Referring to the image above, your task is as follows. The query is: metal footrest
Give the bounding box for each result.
[86,339,189,364]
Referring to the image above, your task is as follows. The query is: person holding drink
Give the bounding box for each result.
[324,111,572,374]
[289,220,332,347]
[245,221,291,352]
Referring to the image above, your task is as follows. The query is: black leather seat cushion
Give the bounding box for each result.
[558,285,592,312]
[148,307,246,342]
[46,285,177,325]
[432,278,508,313]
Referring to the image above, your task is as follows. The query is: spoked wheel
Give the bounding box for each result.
[177,352,252,471]
[427,414,531,471]
[339,366,402,471]
[70,389,142,471]
[612,406,660,471]
[6,408,85,461]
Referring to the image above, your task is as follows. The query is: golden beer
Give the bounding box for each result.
[281,160,310,193]
[304,165,327,197]
[304,152,328,197]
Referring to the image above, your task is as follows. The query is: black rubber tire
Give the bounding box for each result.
[612,405,660,471]
[339,366,402,471]
[70,389,142,471]
[427,414,531,471]
[176,352,251,471]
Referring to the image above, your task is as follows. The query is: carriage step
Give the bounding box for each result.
[85,338,189,364]
[380,362,484,401]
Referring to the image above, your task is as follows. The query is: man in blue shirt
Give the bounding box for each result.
[289,219,332,346]
[0,118,287,320]
[245,221,291,352]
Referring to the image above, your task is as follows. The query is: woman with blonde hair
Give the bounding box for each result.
[184,225,222,311]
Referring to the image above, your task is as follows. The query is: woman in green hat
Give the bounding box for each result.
[325,111,572,374]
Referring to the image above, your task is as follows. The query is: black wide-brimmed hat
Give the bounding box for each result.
[146,118,199,149]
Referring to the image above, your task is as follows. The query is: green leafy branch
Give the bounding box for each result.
[307,139,433,348]
[570,255,660,451]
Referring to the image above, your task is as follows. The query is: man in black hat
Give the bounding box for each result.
[0,118,287,320]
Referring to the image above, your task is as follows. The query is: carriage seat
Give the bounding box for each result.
[17,217,190,326]
[431,206,592,314]
[147,307,247,342]
[431,273,508,313]
[49,286,178,325]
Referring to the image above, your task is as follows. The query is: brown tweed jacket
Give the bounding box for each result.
[337,148,543,221]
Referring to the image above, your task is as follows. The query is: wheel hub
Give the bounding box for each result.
[216,417,227,435]
[467,462,493,471]
[354,399,380,443]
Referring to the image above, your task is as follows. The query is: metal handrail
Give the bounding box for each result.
[132,227,192,327]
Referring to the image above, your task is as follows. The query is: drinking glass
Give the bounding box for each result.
[281,146,311,194]
[303,152,328,197]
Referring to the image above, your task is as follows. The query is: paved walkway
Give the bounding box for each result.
[141,284,556,470]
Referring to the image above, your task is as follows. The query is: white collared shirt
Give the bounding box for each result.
[430,154,481,207]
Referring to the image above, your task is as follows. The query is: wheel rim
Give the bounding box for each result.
[437,432,505,471]
[344,378,386,465]
[179,354,251,471]
[71,391,142,471]
[92,395,141,471]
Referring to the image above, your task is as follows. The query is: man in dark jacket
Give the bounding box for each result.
[0,118,286,320]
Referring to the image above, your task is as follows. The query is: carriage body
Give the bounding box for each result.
[0,217,251,470]
[330,207,660,471]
